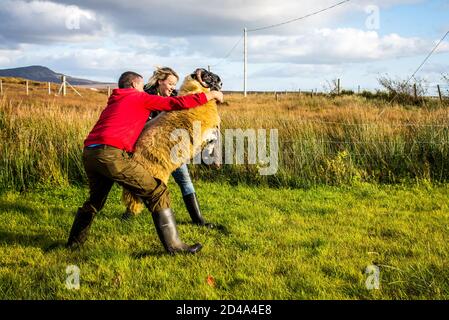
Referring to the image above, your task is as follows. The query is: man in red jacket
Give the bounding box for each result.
[67,71,223,254]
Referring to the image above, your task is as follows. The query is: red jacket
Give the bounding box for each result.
[84,88,208,152]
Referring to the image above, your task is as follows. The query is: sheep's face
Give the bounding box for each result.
[191,68,222,91]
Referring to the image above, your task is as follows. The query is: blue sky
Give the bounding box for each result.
[0,0,448,92]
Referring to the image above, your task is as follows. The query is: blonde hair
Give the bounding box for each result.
[147,66,179,88]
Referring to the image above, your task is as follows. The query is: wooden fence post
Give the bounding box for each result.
[108,86,111,97]
[437,84,443,104]
[0,79,3,95]
[48,82,51,95]
[26,80,29,95]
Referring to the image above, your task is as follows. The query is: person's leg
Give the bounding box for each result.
[67,149,114,248]
[172,164,213,227]
[172,164,195,196]
[108,150,201,254]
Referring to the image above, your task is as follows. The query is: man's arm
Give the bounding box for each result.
[141,91,223,112]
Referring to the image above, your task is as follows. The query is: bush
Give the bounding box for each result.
[378,74,428,106]
[340,90,354,96]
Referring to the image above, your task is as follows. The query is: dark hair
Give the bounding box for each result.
[118,71,143,89]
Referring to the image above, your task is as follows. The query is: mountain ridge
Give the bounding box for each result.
[0,65,112,85]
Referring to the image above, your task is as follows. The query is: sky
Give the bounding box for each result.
[0,0,448,92]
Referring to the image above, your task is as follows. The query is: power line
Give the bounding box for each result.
[408,30,449,83]
[211,35,244,68]
[247,0,351,32]
[389,29,449,104]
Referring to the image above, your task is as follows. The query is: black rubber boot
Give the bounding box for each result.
[183,193,214,228]
[66,204,97,248]
[151,208,202,255]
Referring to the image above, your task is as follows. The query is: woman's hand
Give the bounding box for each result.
[205,91,224,103]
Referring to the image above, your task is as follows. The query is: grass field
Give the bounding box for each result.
[0,180,448,299]
[1,78,449,300]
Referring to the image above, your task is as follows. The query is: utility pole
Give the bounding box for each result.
[437,84,443,104]
[243,27,247,97]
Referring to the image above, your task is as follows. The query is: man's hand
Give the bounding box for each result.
[205,91,224,103]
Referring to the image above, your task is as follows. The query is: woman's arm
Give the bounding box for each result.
[141,91,224,112]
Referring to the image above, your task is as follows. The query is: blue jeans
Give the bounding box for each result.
[171,164,195,196]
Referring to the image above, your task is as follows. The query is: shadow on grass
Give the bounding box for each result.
[0,230,66,252]
[131,249,164,259]
[0,198,71,252]
[0,198,71,217]
[176,221,231,235]
[0,202,38,215]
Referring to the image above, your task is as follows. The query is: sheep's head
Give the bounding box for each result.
[191,68,222,91]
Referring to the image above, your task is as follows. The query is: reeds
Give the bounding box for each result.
[1,85,449,190]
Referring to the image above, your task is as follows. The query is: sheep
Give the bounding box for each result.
[122,68,222,216]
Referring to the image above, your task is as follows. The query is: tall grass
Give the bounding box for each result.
[1,80,449,191]
[192,93,449,187]
[0,84,106,190]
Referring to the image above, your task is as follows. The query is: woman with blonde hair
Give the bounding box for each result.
[140,66,214,228]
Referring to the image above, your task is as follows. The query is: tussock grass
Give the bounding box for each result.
[1,80,449,190]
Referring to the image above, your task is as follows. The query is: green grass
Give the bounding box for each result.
[0,180,448,299]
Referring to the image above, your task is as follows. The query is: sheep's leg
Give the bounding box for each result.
[121,188,145,218]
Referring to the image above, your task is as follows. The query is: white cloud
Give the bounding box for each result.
[251,63,344,78]
[0,47,26,65]
[0,0,443,91]
[245,28,449,64]
[0,0,104,44]
[49,0,426,36]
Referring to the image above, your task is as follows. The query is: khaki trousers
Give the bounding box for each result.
[81,145,170,213]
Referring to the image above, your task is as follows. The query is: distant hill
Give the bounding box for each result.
[0,65,112,86]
